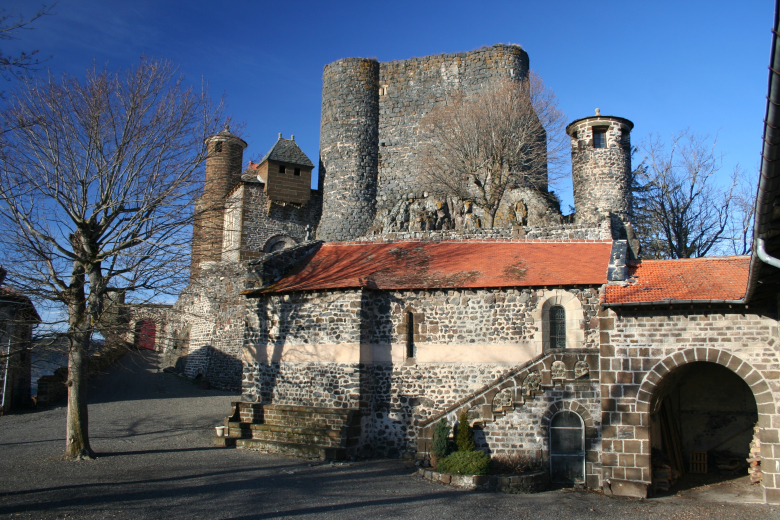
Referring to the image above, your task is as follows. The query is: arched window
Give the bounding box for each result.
[549,305,566,349]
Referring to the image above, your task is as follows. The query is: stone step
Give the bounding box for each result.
[227,422,358,448]
[226,437,348,460]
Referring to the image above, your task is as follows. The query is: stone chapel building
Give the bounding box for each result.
[124,41,780,503]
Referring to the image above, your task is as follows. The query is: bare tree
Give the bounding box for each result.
[632,130,739,259]
[418,72,567,228]
[0,3,55,81]
[725,169,757,256]
[0,59,227,459]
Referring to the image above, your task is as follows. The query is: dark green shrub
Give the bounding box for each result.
[437,450,491,475]
[455,411,475,452]
[431,419,451,459]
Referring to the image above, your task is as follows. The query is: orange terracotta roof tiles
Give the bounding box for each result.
[604,256,750,304]
[264,240,613,293]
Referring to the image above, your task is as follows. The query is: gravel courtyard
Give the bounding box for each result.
[0,351,777,520]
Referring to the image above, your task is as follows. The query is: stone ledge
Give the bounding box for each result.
[603,478,649,498]
[417,468,549,493]
[213,436,348,460]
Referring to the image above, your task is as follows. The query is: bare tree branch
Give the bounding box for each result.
[633,130,740,259]
[417,73,566,228]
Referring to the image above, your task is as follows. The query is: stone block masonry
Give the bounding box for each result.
[599,305,780,501]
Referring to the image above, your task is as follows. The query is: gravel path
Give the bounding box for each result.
[0,351,778,519]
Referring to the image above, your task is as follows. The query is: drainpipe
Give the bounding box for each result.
[747,2,780,301]
[756,238,780,269]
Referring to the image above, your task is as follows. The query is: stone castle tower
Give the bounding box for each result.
[566,113,634,235]
[191,127,248,279]
[317,58,380,242]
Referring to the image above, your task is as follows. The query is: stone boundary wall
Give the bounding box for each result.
[354,222,609,242]
[152,262,250,391]
[418,468,549,493]
[599,305,780,502]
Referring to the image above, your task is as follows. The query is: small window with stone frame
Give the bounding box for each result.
[294,167,301,176]
[214,141,222,153]
[278,164,285,174]
[592,127,607,149]
[549,305,566,349]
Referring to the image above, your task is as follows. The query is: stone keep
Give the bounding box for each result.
[191,128,247,279]
[566,115,634,233]
[317,44,530,241]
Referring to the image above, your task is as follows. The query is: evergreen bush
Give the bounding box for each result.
[431,419,451,459]
[437,450,491,475]
[455,411,475,452]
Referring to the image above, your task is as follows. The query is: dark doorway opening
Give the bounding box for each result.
[134,320,156,350]
[649,362,758,495]
[550,410,585,484]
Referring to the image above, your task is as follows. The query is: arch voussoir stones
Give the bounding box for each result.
[637,348,777,415]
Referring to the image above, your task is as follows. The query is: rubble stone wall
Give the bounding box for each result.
[241,286,602,456]
[376,45,529,214]
[568,117,633,228]
[222,182,321,262]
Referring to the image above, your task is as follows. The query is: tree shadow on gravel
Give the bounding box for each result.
[0,460,428,517]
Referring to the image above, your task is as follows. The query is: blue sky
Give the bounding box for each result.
[3,0,773,209]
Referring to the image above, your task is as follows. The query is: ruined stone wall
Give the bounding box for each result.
[599,306,780,501]
[567,117,633,231]
[317,45,533,242]
[242,286,602,456]
[375,45,529,215]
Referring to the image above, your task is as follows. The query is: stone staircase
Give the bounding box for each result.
[215,402,361,460]
[416,348,598,457]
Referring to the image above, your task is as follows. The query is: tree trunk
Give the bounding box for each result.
[64,329,93,460]
[63,234,94,460]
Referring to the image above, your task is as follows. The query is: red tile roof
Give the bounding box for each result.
[263,240,613,293]
[603,256,750,304]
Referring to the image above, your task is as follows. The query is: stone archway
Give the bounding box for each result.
[636,348,776,498]
[541,400,599,488]
[263,234,297,254]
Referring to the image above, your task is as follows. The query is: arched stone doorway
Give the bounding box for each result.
[549,410,585,484]
[134,320,156,350]
[648,361,758,492]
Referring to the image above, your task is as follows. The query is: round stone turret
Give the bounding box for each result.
[566,113,633,233]
[191,127,248,279]
[317,58,380,242]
